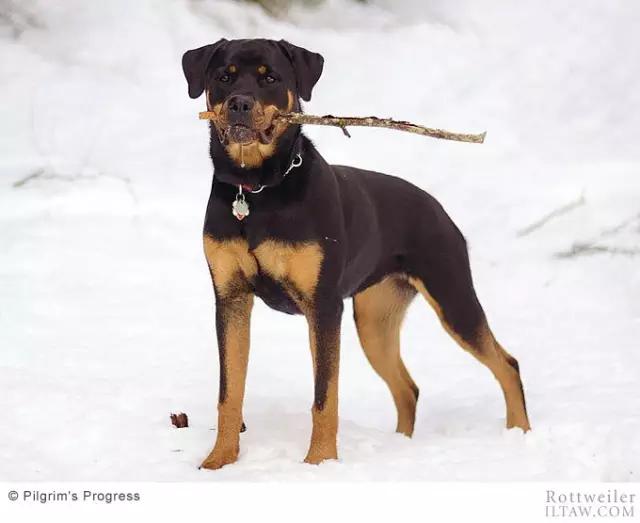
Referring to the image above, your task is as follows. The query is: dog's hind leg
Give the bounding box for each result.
[406,233,530,431]
[353,276,419,436]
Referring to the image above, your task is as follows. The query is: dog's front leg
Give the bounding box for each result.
[200,292,254,470]
[304,300,343,465]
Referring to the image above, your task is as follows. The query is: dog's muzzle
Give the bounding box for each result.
[217,102,279,146]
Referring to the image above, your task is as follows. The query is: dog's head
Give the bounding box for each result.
[182,38,323,169]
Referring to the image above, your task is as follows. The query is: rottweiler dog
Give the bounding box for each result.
[182,38,530,470]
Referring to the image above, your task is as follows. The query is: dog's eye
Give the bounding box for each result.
[219,74,231,83]
[265,74,276,84]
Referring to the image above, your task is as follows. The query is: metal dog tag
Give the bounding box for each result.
[232,194,250,221]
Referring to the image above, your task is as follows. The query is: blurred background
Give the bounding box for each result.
[1,0,639,481]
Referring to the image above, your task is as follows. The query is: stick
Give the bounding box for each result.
[198,111,486,144]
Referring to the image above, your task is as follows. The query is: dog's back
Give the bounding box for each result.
[328,164,466,296]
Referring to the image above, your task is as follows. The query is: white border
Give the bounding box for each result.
[2,482,639,522]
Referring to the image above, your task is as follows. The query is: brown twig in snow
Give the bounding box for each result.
[170,412,189,428]
[198,111,486,144]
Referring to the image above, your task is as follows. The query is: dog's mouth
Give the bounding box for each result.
[217,121,278,146]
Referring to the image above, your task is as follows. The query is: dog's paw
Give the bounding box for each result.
[199,448,239,470]
[303,450,338,465]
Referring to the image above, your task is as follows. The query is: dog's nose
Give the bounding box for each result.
[228,95,254,114]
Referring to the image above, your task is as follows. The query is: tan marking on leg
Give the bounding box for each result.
[203,236,258,298]
[200,236,256,470]
[253,240,324,306]
[353,275,418,436]
[489,339,530,428]
[304,315,340,464]
[201,293,254,470]
[306,392,339,463]
[252,238,338,464]
[407,276,530,431]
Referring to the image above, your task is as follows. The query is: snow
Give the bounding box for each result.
[1,0,639,481]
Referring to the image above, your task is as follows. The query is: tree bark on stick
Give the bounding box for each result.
[198,112,486,144]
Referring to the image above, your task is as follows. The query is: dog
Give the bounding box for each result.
[181,38,531,470]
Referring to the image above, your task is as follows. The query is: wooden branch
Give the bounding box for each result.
[198,111,486,144]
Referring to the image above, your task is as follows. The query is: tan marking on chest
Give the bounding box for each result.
[203,236,257,296]
[204,236,324,302]
[253,240,324,301]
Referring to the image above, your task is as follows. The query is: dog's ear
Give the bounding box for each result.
[277,40,324,102]
[182,39,227,99]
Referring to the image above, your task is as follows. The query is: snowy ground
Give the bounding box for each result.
[1,0,639,481]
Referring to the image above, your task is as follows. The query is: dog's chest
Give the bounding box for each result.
[203,236,324,313]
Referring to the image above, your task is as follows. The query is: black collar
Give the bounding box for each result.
[235,135,304,193]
